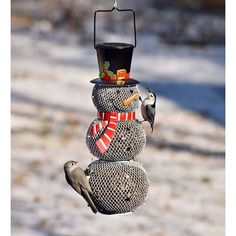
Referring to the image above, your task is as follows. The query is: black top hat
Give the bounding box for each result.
[91,42,139,86]
[91,7,140,86]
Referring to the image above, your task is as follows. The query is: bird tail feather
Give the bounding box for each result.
[82,191,98,214]
[151,123,154,133]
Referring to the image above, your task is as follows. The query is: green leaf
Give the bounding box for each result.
[99,71,105,78]
[107,71,115,77]
[104,61,110,69]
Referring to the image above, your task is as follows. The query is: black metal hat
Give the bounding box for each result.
[91,6,140,86]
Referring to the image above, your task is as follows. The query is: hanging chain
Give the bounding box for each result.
[114,0,118,9]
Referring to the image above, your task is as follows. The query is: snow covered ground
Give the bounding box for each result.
[11,31,224,236]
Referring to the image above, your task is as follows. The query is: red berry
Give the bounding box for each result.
[103,75,110,81]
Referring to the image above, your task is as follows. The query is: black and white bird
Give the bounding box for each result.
[139,88,156,133]
[64,161,98,214]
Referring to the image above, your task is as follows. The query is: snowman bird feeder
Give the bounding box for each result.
[85,2,153,215]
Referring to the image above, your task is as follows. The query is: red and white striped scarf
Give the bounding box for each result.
[91,111,136,154]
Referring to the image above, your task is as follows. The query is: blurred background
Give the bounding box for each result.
[11,0,225,236]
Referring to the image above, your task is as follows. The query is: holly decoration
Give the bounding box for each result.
[99,61,115,81]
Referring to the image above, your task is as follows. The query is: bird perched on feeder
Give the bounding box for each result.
[64,161,98,214]
[139,88,156,133]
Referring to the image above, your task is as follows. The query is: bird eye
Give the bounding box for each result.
[130,90,133,94]
[116,90,120,95]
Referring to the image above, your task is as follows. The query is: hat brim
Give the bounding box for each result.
[90,78,140,86]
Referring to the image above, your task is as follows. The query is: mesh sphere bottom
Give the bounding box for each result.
[85,160,150,215]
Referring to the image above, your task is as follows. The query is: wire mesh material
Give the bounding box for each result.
[85,160,149,215]
[92,84,139,112]
[86,119,146,161]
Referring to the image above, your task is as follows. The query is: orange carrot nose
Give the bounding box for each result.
[123,92,139,106]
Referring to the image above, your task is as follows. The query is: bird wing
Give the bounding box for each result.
[75,169,93,194]
[69,175,82,195]
[72,169,93,195]
[146,104,155,124]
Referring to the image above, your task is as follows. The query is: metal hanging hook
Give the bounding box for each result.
[113,0,118,10]
[94,1,137,48]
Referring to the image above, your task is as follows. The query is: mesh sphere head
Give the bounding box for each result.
[86,119,146,161]
[86,160,150,215]
[92,84,139,112]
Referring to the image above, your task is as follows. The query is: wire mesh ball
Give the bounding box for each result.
[85,160,150,215]
[92,84,139,112]
[86,119,146,161]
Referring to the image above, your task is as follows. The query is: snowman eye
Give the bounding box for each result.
[116,90,120,94]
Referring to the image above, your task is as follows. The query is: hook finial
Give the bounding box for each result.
[114,0,118,9]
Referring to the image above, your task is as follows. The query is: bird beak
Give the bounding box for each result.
[123,92,139,106]
[75,161,78,164]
